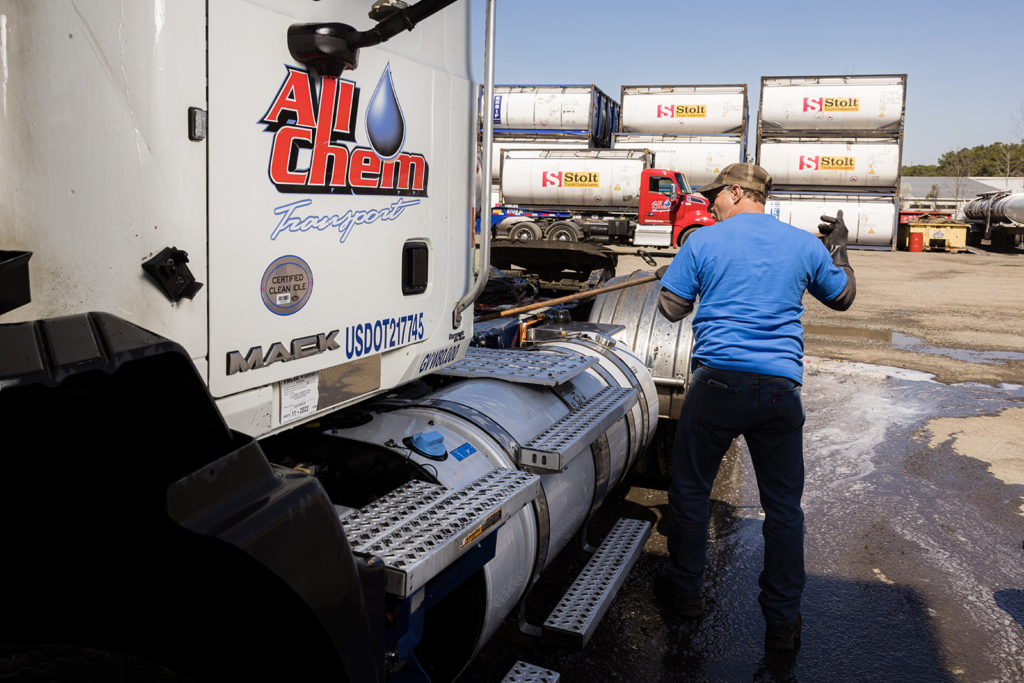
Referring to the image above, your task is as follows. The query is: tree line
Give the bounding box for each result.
[902,141,1024,177]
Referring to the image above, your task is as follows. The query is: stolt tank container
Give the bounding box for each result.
[487,135,592,182]
[766,192,897,248]
[759,75,907,136]
[612,134,744,187]
[498,149,653,209]
[757,138,902,190]
[620,84,747,136]
[485,84,618,146]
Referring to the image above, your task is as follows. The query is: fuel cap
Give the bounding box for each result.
[404,430,448,461]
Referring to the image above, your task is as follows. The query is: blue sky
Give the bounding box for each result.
[470,0,1024,166]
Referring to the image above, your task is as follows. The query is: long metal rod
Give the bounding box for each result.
[453,0,496,328]
[474,274,659,323]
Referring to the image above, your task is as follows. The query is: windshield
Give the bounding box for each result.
[674,172,692,194]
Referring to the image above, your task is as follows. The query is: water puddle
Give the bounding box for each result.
[805,324,1024,365]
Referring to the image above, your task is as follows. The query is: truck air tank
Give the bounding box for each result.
[963,193,1024,225]
[587,274,695,420]
[620,84,747,136]
[759,75,907,135]
[499,148,653,209]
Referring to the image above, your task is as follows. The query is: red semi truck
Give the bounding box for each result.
[492,149,715,247]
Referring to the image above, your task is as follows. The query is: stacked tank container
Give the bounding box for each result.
[613,85,748,188]
[482,84,619,206]
[757,75,907,249]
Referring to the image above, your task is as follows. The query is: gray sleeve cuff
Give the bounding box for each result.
[823,265,856,311]
[658,288,695,321]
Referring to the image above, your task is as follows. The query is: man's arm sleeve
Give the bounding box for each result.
[823,265,856,311]
[658,289,695,321]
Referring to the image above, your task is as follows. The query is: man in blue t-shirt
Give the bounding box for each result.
[654,163,855,652]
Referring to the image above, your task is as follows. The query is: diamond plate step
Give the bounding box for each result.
[341,469,540,598]
[436,347,596,386]
[501,661,560,682]
[543,518,652,648]
[519,386,637,473]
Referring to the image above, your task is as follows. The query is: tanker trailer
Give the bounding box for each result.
[493,148,715,248]
[963,192,1024,248]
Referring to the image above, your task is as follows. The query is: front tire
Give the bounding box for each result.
[675,225,700,247]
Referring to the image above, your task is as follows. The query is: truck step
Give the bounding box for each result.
[519,386,637,473]
[341,469,540,598]
[436,347,596,386]
[542,518,652,648]
[501,661,560,682]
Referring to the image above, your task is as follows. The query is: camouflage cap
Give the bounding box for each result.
[699,163,772,197]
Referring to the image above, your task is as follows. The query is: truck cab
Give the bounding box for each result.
[636,167,716,247]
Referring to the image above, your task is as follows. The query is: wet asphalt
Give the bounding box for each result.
[462,360,1024,682]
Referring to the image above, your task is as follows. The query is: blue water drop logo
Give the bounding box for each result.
[366,63,406,160]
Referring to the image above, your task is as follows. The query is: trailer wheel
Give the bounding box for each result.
[675,225,701,248]
[510,221,543,241]
[546,221,581,242]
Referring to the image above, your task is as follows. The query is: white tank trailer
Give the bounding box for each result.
[759,75,907,136]
[766,193,897,248]
[486,84,619,147]
[499,148,654,209]
[757,138,902,190]
[612,134,745,188]
[487,136,591,182]
[619,84,748,136]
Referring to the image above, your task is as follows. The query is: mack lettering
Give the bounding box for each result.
[226,330,341,375]
[271,197,421,243]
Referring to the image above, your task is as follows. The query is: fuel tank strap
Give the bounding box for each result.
[415,397,552,577]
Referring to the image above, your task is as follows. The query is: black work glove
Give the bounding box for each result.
[655,264,669,279]
[818,210,850,268]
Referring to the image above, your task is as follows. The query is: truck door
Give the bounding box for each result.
[639,173,678,226]
[207,1,474,427]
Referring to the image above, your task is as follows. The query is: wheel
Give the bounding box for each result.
[510,221,543,241]
[675,225,700,248]
[545,221,581,242]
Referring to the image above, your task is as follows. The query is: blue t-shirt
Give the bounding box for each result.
[660,211,848,383]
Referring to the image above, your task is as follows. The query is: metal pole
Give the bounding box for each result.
[453,0,496,328]
[474,274,659,323]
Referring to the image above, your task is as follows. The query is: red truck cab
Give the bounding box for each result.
[637,168,716,247]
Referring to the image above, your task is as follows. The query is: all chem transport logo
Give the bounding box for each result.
[262,65,428,196]
[542,171,601,188]
[656,104,707,118]
[799,156,857,171]
[802,97,861,113]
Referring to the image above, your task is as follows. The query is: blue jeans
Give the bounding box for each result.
[666,363,806,625]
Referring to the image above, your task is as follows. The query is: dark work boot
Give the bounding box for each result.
[764,613,802,652]
[654,570,702,619]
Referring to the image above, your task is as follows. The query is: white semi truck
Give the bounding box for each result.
[0,2,669,681]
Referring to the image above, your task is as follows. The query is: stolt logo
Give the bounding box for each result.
[542,171,601,188]
[656,104,707,118]
[798,156,857,171]
[261,65,428,196]
[802,97,861,113]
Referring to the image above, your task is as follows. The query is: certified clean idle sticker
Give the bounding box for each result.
[261,255,313,315]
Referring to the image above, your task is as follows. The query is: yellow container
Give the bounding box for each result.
[897,221,969,252]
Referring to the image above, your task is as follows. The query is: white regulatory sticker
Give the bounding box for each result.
[281,372,319,424]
